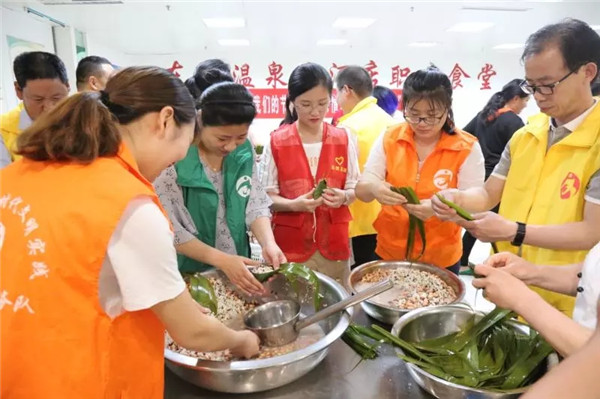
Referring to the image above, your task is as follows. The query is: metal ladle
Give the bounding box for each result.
[243,279,393,347]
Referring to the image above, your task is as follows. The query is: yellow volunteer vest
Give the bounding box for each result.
[0,103,25,161]
[498,105,600,316]
[338,97,394,237]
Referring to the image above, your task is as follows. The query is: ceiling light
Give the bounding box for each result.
[447,22,494,33]
[408,42,439,48]
[218,39,250,46]
[332,17,375,29]
[591,25,600,30]
[203,18,245,28]
[462,6,531,11]
[317,39,348,46]
[493,43,525,50]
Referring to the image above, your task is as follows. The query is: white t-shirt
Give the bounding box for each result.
[572,242,600,329]
[98,196,186,319]
[259,129,360,193]
[361,129,485,190]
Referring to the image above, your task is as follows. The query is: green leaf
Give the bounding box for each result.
[278,262,322,310]
[189,274,218,315]
[313,179,328,199]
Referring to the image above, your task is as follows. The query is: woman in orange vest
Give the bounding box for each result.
[259,63,360,283]
[355,65,485,274]
[0,66,259,399]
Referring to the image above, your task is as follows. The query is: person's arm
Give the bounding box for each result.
[108,197,259,358]
[473,263,593,357]
[522,299,600,399]
[355,130,405,206]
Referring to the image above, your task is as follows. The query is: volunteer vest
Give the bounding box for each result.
[270,122,352,262]
[0,145,166,399]
[338,96,394,237]
[374,123,477,268]
[498,105,600,316]
[175,140,253,272]
[0,103,24,161]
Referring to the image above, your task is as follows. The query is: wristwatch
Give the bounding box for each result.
[511,222,526,247]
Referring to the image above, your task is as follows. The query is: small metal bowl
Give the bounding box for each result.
[390,305,558,399]
[347,260,465,324]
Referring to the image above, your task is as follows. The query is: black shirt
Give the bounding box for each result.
[463,111,524,179]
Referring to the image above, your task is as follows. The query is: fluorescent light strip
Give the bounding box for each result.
[204,18,245,28]
[333,17,375,29]
[447,22,494,32]
[317,39,347,46]
[218,39,250,46]
[462,6,531,12]
[591,25,600,30]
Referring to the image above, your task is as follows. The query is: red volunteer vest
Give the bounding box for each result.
[270,122,352,262]
[0,145,166,399]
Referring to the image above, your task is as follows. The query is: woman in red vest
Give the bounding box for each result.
[0,67,259,399]
[355,65,485,274]
[259,63,360,283]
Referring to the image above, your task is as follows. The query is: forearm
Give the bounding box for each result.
[344,188,356,205]
[355,180,378,203]
[268,193,298,212]
[456,186,499,213]
[514,290,593,357]
[250,216,277,247]
[523,221,600,250]
[175,238,229,268]
[526,263,582,296]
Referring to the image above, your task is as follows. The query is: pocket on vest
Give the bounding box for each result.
[328,207,353,224]
[273,212,305,228]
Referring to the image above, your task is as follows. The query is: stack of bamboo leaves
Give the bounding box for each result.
[342,307,553,391]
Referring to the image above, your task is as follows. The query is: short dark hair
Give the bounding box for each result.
[522,18,600,80]
[14,51,68,89]
[592,80,600,96]
[373,85,399,116]
[335,65,373,98]
[282,62,332,125]
[402,64,455,134]
[198,82,256,127]
[76,56,112,88]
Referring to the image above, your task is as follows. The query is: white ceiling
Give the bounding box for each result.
[4,0,600,55]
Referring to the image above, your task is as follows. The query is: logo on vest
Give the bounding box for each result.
[433,169,453,190]
[560,172,581,200]
[236,175,252,198]
[331,156,347,173]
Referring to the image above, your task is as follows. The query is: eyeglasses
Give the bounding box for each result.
[404,114,445,125]
[520,68,578,95]
[294,101,330,113]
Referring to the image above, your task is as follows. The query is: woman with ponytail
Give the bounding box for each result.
[154,80,285,296]
[460,79,530,266]
[0,66,259,399]
[259,62,360,283]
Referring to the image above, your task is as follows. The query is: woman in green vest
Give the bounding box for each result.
[154,82,285,295]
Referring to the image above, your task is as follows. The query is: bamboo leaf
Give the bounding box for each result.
[313,179,328,199]
[189,274,218,315]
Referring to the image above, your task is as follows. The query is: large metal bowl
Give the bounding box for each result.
[165,269,352,393]
[348,260,465,324]
[390,305,558,399]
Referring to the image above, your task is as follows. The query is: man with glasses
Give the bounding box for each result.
[432,19,600,317]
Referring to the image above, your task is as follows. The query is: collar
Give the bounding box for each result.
[550,99,598,132]
[338,96,378,124]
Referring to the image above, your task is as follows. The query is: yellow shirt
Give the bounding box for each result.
[338,97,394,237]
[498,104,600,316]
[0,103,26,161]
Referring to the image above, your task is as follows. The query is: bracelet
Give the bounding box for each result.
[510,222,526,247]
[342,190,350,206]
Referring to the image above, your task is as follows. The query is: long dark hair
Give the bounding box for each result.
[17,66,196,163]
[282,62,332,125]
[479,79,528,123]
[402,65,455,134]
[186,59,233,109]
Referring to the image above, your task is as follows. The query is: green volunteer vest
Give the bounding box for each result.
[175,140,254,272]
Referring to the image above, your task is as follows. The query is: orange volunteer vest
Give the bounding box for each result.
[374,123,477,268]
[270,122,352,262]
[0,146,166,399]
